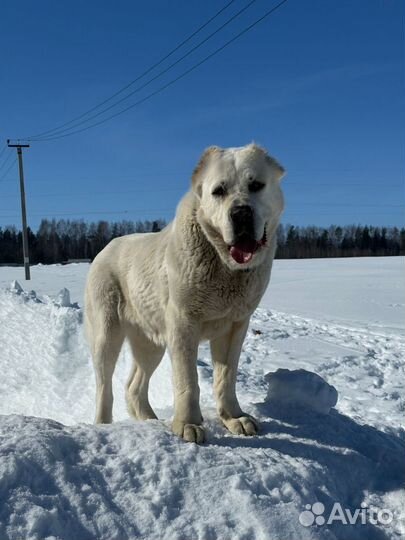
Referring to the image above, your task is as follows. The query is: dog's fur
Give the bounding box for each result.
[85,143,285,442]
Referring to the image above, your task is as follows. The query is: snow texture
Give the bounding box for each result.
[0,257,404,540]
[265,369,338,414]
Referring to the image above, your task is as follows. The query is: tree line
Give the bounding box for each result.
[0,219,404,264]
[0,219,166,264]
[276,224,405,258]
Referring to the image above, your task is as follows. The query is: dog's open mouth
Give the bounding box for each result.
[228,227,267,264]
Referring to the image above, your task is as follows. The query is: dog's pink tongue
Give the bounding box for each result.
[230,239,258,264]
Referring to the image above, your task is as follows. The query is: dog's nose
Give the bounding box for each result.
[230,205,255,240]
[230,205,253,225]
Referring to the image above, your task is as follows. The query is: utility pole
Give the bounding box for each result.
[7,140,31,280]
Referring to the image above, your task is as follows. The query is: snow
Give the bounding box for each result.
[262,256,405,335]
[265,369,338,414]
[0,257,404,540]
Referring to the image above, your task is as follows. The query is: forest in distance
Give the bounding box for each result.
[0,218,404,264]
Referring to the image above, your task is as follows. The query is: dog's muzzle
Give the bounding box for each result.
[230,205,255,241]
[228,205,266,264]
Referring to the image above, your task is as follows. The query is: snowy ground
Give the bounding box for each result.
[0,257,404,540]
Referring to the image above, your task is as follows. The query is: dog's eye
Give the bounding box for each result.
[212,185,226,197]
[249,181,265,193]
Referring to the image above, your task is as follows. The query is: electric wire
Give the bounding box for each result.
[22,0,240,140]
[0,144,8,161]
[26,0,258,140]
[24,0,289,141]
[0,203,403,217]
[1,181,403,197]
[0,151,14,174]
[0,210,403,220]
[0,158,17,183]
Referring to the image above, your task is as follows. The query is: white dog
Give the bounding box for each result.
[85,143,285,443]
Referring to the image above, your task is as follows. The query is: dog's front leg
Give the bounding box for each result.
[167,311,204,443]
[210,318,259,436]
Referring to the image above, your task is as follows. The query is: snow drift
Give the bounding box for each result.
[0,259,404,540]
[265,368,338,414]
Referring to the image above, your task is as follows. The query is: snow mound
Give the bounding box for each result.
[9,280,42,303]
[9,279,23,294]
[54,287,72,307]
[8,281,78,309]
[1,411,404,540]
[265,369,338,414]
[53,287,79,308]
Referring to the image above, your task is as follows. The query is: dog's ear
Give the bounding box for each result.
[192,146,222,198]
[249,143,286,181]
[265,154,286,181]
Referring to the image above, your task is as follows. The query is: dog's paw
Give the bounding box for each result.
[172,420,205,444]
[222,414,259,436]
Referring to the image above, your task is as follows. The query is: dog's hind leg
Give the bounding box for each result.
[86,292,124,424]
[126,329,165,420]
[92,326,124,424]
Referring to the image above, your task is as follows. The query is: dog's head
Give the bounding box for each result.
[192,143,285,270]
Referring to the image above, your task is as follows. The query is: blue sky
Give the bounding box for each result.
[0,0,404,231]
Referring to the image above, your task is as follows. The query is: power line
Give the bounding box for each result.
[0,209,171,218]
[15,174,405,183]
[23,0,238,140]
[27,0,259,140]
[0,144,8,161]
[2,178,402,189]
[0,184,404,200]
[26,0,257,140]
[286,203,405,208]
[0,212,404,224]
[0,150,13,172]
[0,158,17,183]
[14,166,405,178]
[1,203,404,218]
[2,187,184,198]
[22,0,290,142]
